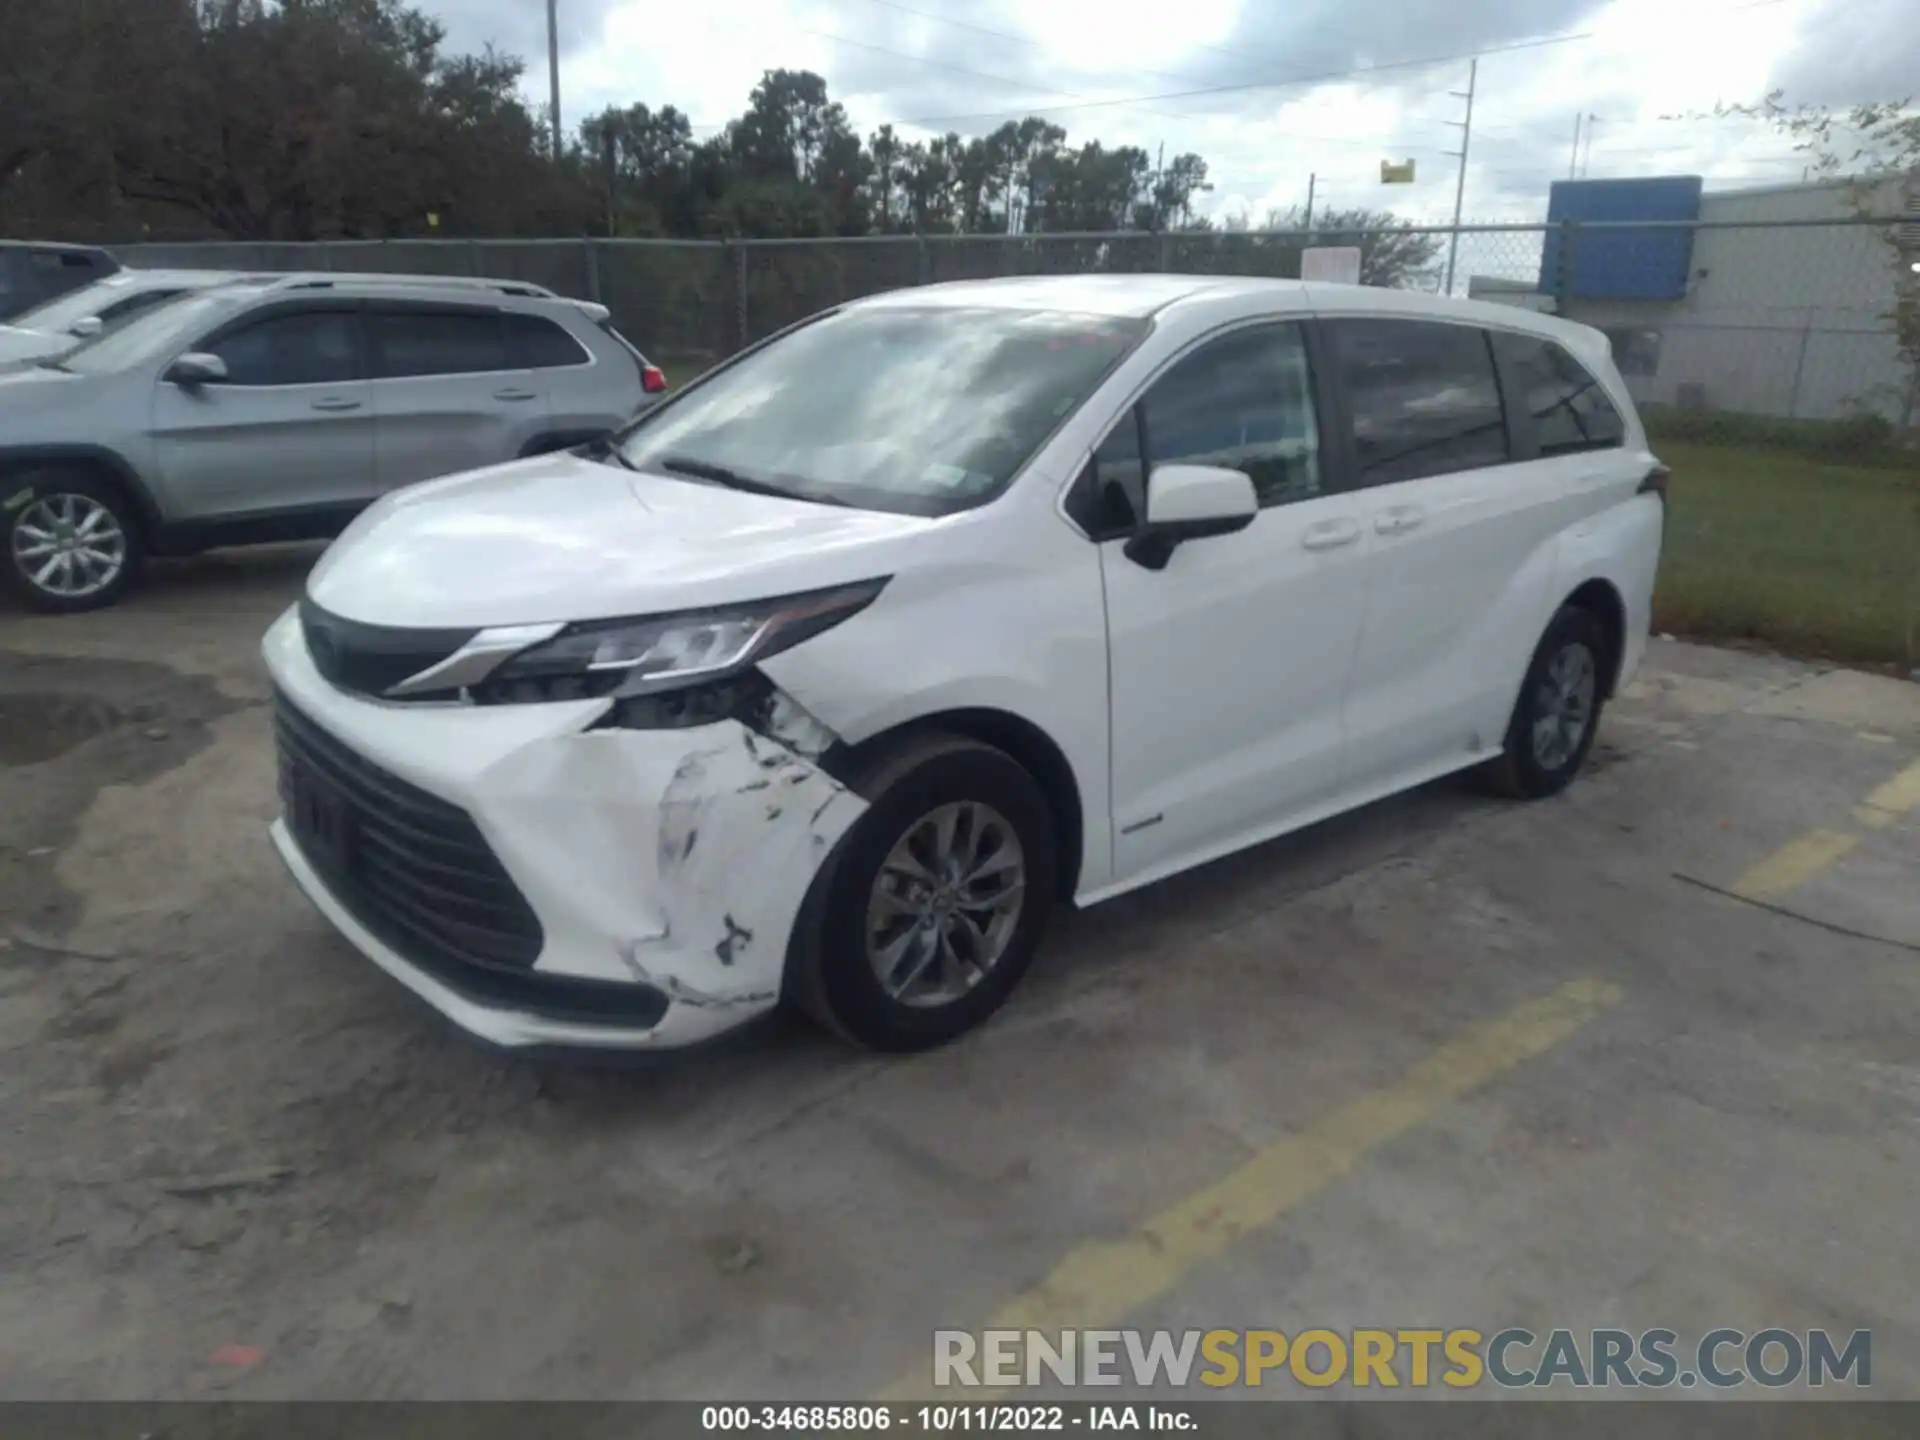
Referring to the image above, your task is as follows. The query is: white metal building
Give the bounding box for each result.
[1478,174,1919,425]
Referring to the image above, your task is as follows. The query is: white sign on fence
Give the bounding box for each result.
[1301,246,1363,285]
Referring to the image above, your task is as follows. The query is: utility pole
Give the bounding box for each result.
[1581,114,1599,178]
[1569,114,1583,179]
[547,0,563,161]
[1442,56,1477,297]
[1154,140,1166,230]
[1304,172,1316,231]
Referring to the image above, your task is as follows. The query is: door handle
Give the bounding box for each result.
[1300,518,1362,551]
[310,397,362,412]
[493,388,539,402]
[1375,504,1425,535]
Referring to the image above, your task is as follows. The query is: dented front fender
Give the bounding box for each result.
[451,718,867,1032]
[263,608,868,1047]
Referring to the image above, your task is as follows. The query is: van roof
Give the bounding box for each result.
[851,271,1609,356]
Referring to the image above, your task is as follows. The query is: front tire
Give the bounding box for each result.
[791,733,1056,1051]
[2,472,142,614]
[1484,605,1607,799]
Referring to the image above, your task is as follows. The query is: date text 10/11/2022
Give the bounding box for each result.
[701,1405,1197,1431]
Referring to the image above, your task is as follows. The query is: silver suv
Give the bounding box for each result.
[0,273,665,612]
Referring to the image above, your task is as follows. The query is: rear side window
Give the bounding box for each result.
[206,310,361,386]
[369,308,510,378]
[1495,332,1626,455]
[1328,318,1507,486]
[507,313,590,369]
[1141,323,1323,508]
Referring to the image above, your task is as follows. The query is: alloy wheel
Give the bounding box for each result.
[1531,641,1596,771]
[864,800,1027,1009]
[10,493,128,600]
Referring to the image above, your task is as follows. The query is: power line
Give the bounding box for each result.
[683,0,1226,133]
[687,21,1484,157]
[669,0,1809,194]
[843,0,1539,102]
[679,14,1209,132]
[847,0,1202,91]
[885,29,1598,130]
[873,0,1795,132]
[790,26,1208,125]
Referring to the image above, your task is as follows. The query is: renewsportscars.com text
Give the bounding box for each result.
[932,1327,1872,1390]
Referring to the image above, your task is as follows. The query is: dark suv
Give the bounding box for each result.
[0,242,120,322]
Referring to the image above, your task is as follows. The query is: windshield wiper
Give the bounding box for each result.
[655,453,835,504]
[34,359,72,373]
[578,434,639,470]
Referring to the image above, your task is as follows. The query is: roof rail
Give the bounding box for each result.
[266,273,559,299]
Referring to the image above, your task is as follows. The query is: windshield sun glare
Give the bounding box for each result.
[617,306,1148,516]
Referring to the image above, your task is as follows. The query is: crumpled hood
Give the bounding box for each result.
[306,450,934,628]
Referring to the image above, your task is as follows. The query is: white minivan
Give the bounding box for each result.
[263,274,1666,1052]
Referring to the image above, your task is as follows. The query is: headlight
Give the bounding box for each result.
[472,578,887,705]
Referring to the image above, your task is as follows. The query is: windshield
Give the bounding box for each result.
[615,305,1149,516]
[56,290,252,375]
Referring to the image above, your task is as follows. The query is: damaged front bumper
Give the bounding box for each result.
[262,609,867,1050]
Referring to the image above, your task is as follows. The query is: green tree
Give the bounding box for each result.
[2,0,582,240]
[581,102,697,234]
[1037,142,1154,231]
[0,15,1229,250]
[897,137,958,233]
[952,136,995,233]
[1148,153,1212,231]
[868,124,902,231]
[731,69,841,182]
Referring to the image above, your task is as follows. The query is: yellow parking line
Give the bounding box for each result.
[881,978,1620,1400]
[1731,829,1859,902]
[1854,760,1920,831]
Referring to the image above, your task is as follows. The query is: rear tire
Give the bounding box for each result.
[1,471,142,614]
[789,733,1056,1052]
[1483,605,1607,800]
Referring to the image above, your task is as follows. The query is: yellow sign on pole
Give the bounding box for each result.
[427,212,441,229]
[1380,160,1416,185]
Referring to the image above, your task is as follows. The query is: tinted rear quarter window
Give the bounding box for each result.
[1329,318,1507,486]
[370,308,510,378]
[1495,331,1626,455]
[507,313,591,369]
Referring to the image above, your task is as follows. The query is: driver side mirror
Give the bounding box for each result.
[165,352,227,388]
[1123,463,1258,571]
[67,316,104,339]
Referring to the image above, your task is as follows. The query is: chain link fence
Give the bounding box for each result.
[108,218,1915,420]
[74,219,1920,666]
[106,218,1914,422]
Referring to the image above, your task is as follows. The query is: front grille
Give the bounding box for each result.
[274,690,545,979]
[300,598,476,700]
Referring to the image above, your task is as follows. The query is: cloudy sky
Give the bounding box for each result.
[432,0,1915,229]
